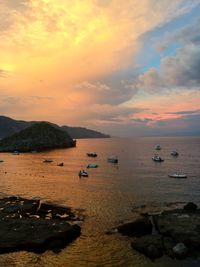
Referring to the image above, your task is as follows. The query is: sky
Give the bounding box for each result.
[0,0,200,137]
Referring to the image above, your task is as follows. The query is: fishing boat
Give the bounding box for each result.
[171,151,179,156]
[168,173,187,178]
[87,163,98,168]
[152,155,164,162]
[87,152,97,157]
[155,144,161,150]
[79,170,89,177]
[57,162,64,166]
[107,156,118,163]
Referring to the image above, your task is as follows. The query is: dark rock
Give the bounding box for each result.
[0,196,82,254]
[172,243,188,259]
[131,235,163,260]
[183,202,198,212]
[163,237,176,258]
[153,209,200,248]
[117,217,152,237]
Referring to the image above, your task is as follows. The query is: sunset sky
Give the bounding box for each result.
[0,0,200,136]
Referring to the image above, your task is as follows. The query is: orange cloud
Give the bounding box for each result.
[0,0,199,127]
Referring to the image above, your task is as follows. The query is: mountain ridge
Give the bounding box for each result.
[0,116,110,139]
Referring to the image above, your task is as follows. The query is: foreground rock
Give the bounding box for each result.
[118,202,200,260]
[131,235,163,260]
[117,217,152,237]
[0,196,82,253]
[154,206,200,249]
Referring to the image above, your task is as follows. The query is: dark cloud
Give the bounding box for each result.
[131,118,153,123]
[166,109,200,115]
[74,81,138,105]
[88,104,144,123]
[154,114,200,136]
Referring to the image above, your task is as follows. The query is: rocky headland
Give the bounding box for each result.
[0,122,76,152]
[0,196,83,253]
[116,202,200,260]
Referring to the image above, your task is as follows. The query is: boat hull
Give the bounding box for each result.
[168,174,187,178]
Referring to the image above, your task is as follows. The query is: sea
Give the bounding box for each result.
[0,137,200,267]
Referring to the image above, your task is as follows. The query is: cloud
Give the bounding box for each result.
[153,113,200,136]
[0,69,7,77]
[166,109,200,115]
[0,95,54,119]
[0,0,200,136]
[73,81,138,105]
[136,17,200,92]
[131,118,153,123]
[1,1,198,83]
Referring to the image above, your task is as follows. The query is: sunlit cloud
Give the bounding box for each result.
[0,0,200,136]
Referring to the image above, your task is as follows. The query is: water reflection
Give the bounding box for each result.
[0,137,200,266]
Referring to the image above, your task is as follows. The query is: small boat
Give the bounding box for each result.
[152,155,164,162]
[0,160,4,163]
[57,162,64,166]
[87,152,97,157]
[43,159,53,163]
[171,151,179,156]
[87,163,98,168]
[107,156,118,163]
[79,170,88,177]
[12,151,20,155]
[168,173,187,178]
[155,145,161,150]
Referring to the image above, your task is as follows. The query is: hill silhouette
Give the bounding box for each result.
[0,122,76,152]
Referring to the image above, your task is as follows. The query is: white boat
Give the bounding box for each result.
[79,170,89,177]
[168,173,187,178]
[171,151,179,156]
[155,145,161,150]
[87,163,98,168]
[107,156,118,163]
[87,152,97,157]
[152,155,164,162]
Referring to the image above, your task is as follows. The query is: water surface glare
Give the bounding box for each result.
[0,137,200,266]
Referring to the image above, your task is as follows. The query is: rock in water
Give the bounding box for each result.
[0,122,76,152]
[172,243,188,259]
[117,217,152,237]
[131,235,163,260]
[0,196,82,254]
[183,202,198,212]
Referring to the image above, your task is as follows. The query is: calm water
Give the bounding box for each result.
[0,137,200,267]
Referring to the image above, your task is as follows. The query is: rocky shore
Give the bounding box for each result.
[116,202,200,260]
[0,196,83,254]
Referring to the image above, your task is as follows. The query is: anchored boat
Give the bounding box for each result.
[152,155,164,162]
[169,173,187,178]
[79,170,89,177]
[107,156,118,163]
[87,152,97,157]
[87,163,98,168]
